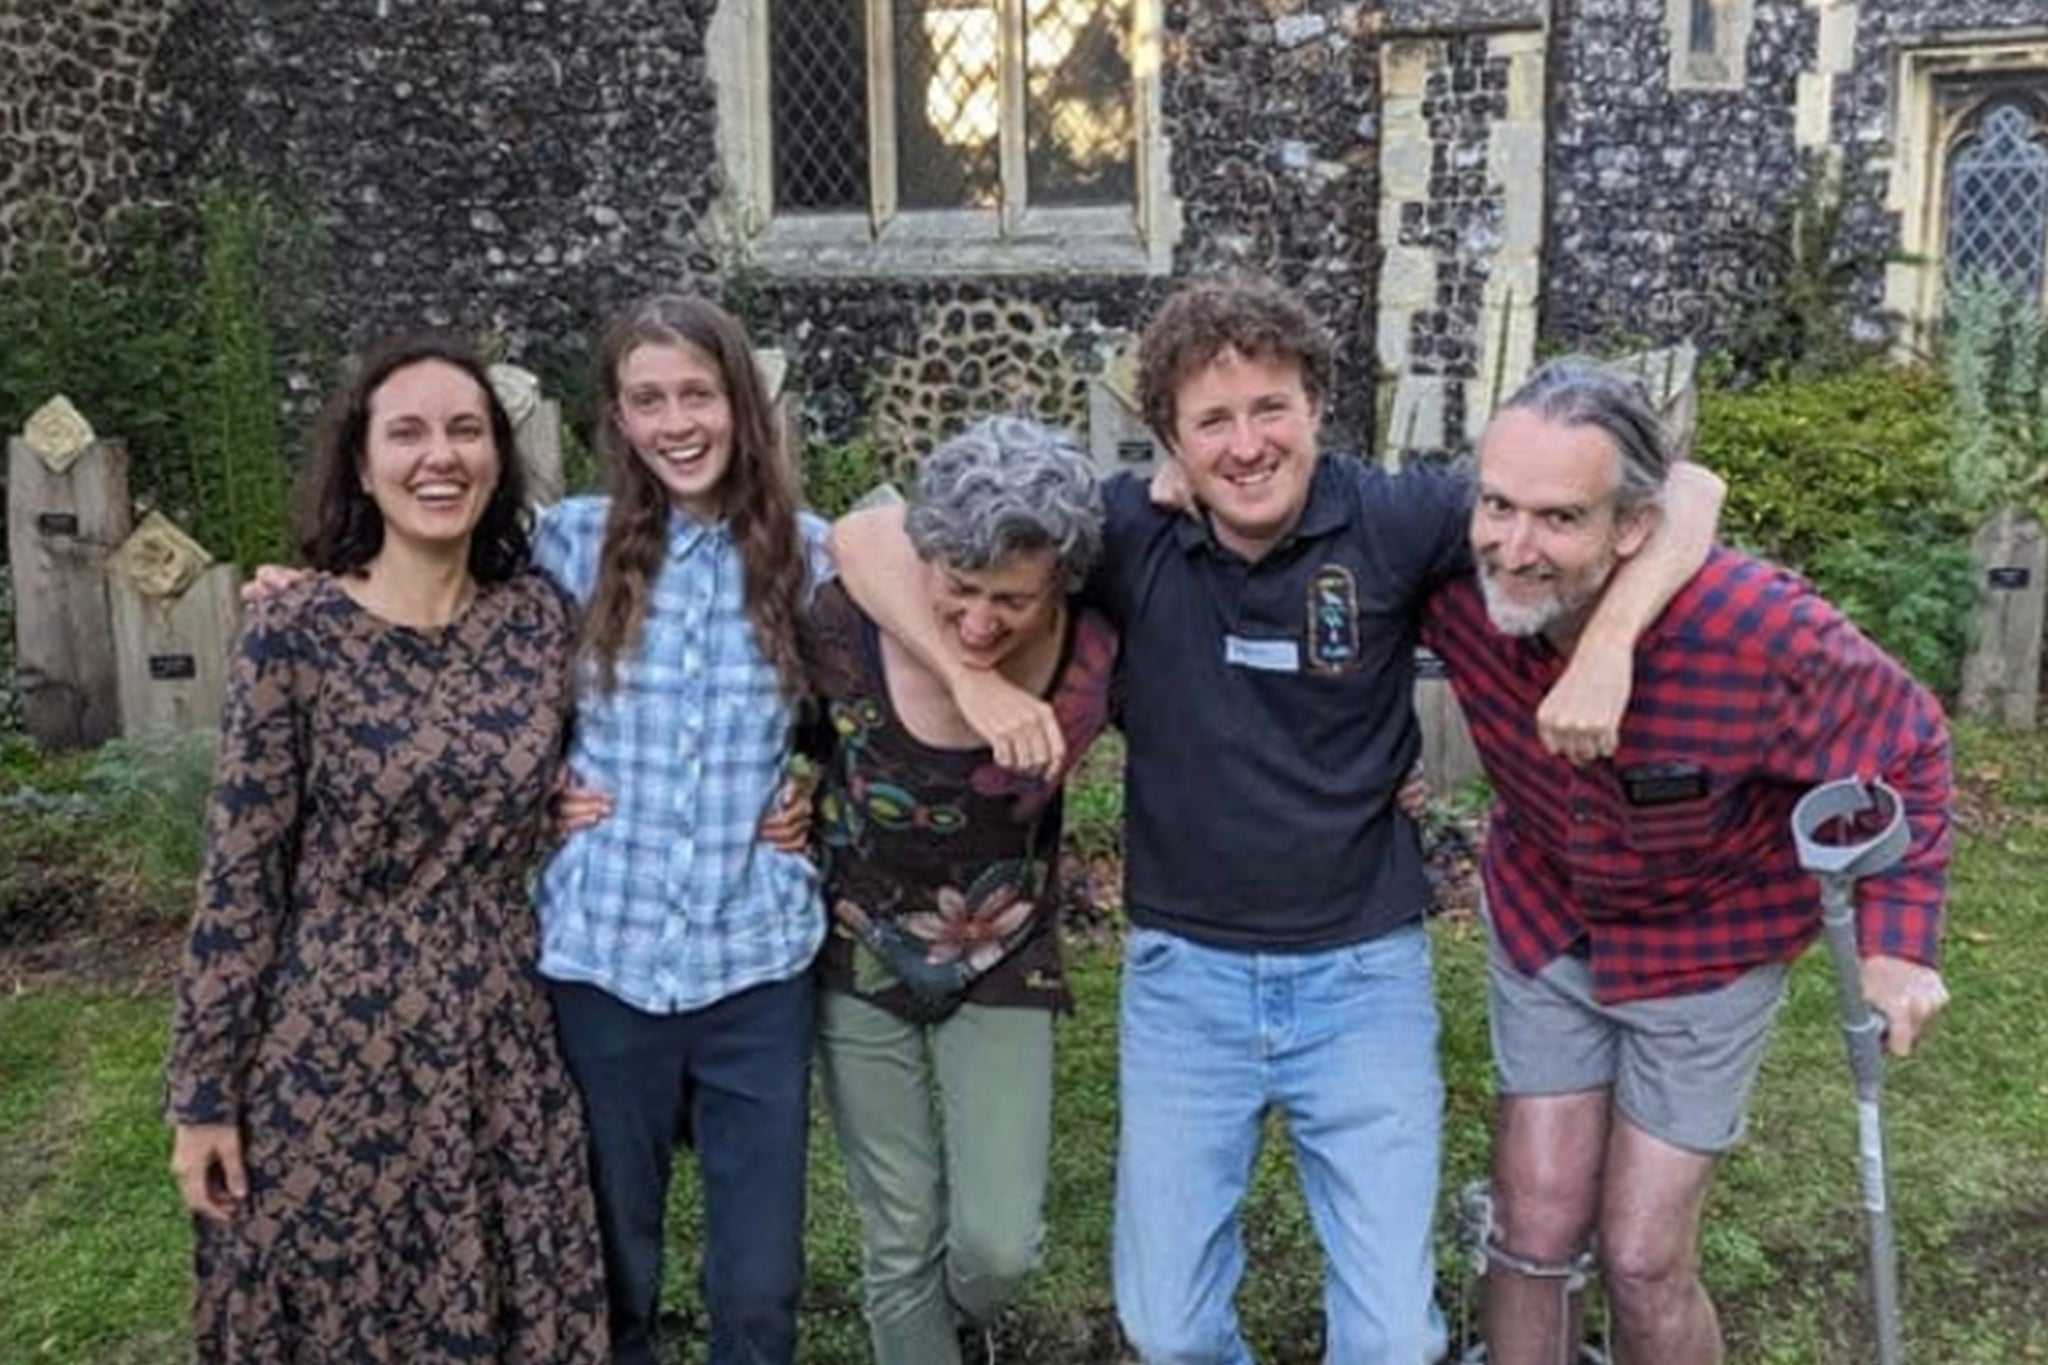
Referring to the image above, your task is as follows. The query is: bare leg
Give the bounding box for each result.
[1598,1117,1720,1365]
[1484,1090,1609,1365]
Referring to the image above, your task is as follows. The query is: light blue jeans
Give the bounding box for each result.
[1113,925,1445,1365]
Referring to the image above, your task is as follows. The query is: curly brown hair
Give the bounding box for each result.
[583,294,811,700]
[1136,277,1334,447]
[296,336,530,582]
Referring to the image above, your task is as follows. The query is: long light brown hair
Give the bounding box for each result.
[584,294,810,700]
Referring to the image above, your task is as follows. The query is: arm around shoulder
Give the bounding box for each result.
[828,504,1066,774]
[1539,460,1727,761]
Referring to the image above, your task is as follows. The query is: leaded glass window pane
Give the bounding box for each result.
[895,0,1002,210]
[1946,100,2048,297]
[1689,0,1717,56]
[772,0,869,212]
[1025,0,1134,206]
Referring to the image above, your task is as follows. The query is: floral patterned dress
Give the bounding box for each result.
[807,582,1118,1023]
[165,573,609,1364]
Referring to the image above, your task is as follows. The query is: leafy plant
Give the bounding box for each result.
[1803,534,1977,698]
[1697,363,1975,694]
[0,729,214,922]
[186,181,295,568]
[1942,270,2048,521]
[0,182,324,572]
[1717,155,1892,386]
[801,432,890,519]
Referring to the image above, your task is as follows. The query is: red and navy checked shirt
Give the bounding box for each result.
[1422,547,1951,1004]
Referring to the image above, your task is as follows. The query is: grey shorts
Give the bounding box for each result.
[1487,946,1789,1155]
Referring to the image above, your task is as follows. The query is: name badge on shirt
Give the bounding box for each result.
[1225,635,1302,673]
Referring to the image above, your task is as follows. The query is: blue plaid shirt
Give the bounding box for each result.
[533,497,830,1013]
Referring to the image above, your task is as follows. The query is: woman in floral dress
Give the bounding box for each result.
[165,337,608,1363]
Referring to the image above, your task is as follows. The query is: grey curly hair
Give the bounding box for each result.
[1496,359,1675,516]
[906,416,1104,590]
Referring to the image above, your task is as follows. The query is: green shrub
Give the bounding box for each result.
[0,730,214,924]
[1699,363,1960,563]
[186,182,297,568]
[801,433,889,519]
[0,205,202,535]
[1802,534,1977,699]
[0,182,322,572]
[1697,363,1974,695]
[1943,271,2048,521]
[1716,156,1891,386]
[78,731,217,907]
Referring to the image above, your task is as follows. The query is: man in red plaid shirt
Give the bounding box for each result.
[1423,360,1953,1365]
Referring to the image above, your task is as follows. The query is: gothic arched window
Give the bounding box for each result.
[1945,98,2048,296]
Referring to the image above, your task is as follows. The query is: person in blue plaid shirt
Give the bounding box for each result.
[538,294,829,1365]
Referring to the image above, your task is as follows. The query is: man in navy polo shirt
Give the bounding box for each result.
[832,278,1722,1363]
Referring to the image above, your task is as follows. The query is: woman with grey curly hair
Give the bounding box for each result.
[805,414,1119,1364]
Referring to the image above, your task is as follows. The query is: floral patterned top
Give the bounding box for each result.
[807,582,1118,1023]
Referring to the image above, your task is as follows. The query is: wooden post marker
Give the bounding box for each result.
[489,363,564,507]
[106,511,241,738]
[1087,345,1162,477]
[7,397,133,750]
[755,346,802,477]
[1960,507,2046,730]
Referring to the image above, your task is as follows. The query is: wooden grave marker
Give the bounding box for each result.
[106,511,241,738]
[6,397,134,749]
[1960,507,2046,729]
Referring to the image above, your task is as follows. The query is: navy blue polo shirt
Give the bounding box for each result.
[1089,455,1473,951]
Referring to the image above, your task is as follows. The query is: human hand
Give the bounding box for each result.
[239,564,310,605]
[1397,762,1430,820]
[1149,457,1198,517]
[170,1122,247,1223]
[552,769,614,838]
[1538,637,1633,764]
[1859,955,1949,1057]
[954,669,1064,777]
[758,776,814,853]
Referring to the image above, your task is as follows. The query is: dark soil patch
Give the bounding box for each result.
[0,865,180,995]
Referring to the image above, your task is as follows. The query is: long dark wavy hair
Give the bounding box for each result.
[296,336,530,582]
[584,294,810,700]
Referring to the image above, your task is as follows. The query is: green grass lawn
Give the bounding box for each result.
[3,725,2045,1363]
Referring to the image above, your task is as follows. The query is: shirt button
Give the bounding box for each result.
[1570,801,1590,822]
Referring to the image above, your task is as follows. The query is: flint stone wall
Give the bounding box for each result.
[0,0,177,275]
[1541,0,1814,350]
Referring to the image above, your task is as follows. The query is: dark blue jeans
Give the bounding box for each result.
[551,974,814,1365]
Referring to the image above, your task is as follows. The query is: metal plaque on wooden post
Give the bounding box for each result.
[106,511,241,738]
[1960,507,2045,730]
[6,398,134,750]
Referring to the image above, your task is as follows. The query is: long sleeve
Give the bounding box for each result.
[165,593,310,1125]
[1772,603,1952,967]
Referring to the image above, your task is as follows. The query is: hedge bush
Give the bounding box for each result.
[1696,363,1976,697]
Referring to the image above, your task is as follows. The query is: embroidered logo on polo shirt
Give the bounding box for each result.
[1305,564,1360,673]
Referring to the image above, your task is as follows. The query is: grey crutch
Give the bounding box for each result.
[1791,777,1911,1365]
